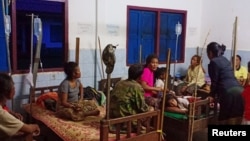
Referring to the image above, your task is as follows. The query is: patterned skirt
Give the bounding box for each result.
[56,100,99,121]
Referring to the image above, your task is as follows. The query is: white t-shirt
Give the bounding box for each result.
[0,105,24,140]
[155,79,164,89]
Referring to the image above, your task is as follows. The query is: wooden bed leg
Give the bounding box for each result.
[100,120,109,141]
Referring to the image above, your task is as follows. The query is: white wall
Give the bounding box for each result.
[199,0,250,73]
[10,0,250,110]
[68,0,203,86]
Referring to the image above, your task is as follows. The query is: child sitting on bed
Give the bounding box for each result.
[56,61,100,121]
[0,73,40,140]
[154,67,174,108]
[165,94,189,114]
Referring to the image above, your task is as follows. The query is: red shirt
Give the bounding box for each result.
[3,105,9,111]
[242,85,250,120]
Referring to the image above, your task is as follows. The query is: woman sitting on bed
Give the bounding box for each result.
[56,61,100,121]
[176,55,205,96]
[0,73,40,140]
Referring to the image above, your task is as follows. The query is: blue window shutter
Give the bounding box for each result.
[128,10,140,64]
[0,1,8,72]
[140,11,156,63]
[159,12,183,62]
[128,10,156,64]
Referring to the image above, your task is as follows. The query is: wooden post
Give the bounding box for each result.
[159,48,171,141]
[75,37,80,64]
[105,73,111,120]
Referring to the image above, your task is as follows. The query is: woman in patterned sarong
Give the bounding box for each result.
[56,61,100,121]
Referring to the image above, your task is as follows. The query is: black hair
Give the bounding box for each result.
[144,54,158,67]
[0,73,13,100]
[165,94,179,107]
[191,55,202,65]
[155,67,166,79]
[248,61,250,72]
[64,61,78,79]
[207,42,226,57]
[232,54,242,62]
[236,55,241,61]
[128,64,144,80]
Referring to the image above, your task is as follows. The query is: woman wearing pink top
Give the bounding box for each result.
[140,54,163,107]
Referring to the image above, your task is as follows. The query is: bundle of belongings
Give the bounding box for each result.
[35,86,106,112]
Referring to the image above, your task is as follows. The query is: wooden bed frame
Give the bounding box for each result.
[100,110,161,141]
[163,98,215,141]
[25,85,162,141]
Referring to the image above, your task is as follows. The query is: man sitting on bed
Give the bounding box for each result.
[0,73,40,141]
[109,64,154,130]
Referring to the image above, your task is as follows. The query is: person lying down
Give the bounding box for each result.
[165,94,189,114]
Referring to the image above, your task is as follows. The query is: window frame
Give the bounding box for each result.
[10,0,68,74]
[126,6,187,65]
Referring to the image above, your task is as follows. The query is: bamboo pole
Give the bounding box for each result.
[159,48,171,141]
[232,17,238,72]
[188,31,210,141]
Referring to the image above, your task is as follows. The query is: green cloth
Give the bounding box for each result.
[164,112,187,120]
[109,80,149,118]
[99,91,106,106]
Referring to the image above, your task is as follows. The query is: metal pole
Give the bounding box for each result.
[94,0,98,89]
[139,44,142,64]
[172,22,182,90]
[172,34,179,90]
[98,36,105,79]
[26,13,35,70]
[2,0,11,74]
